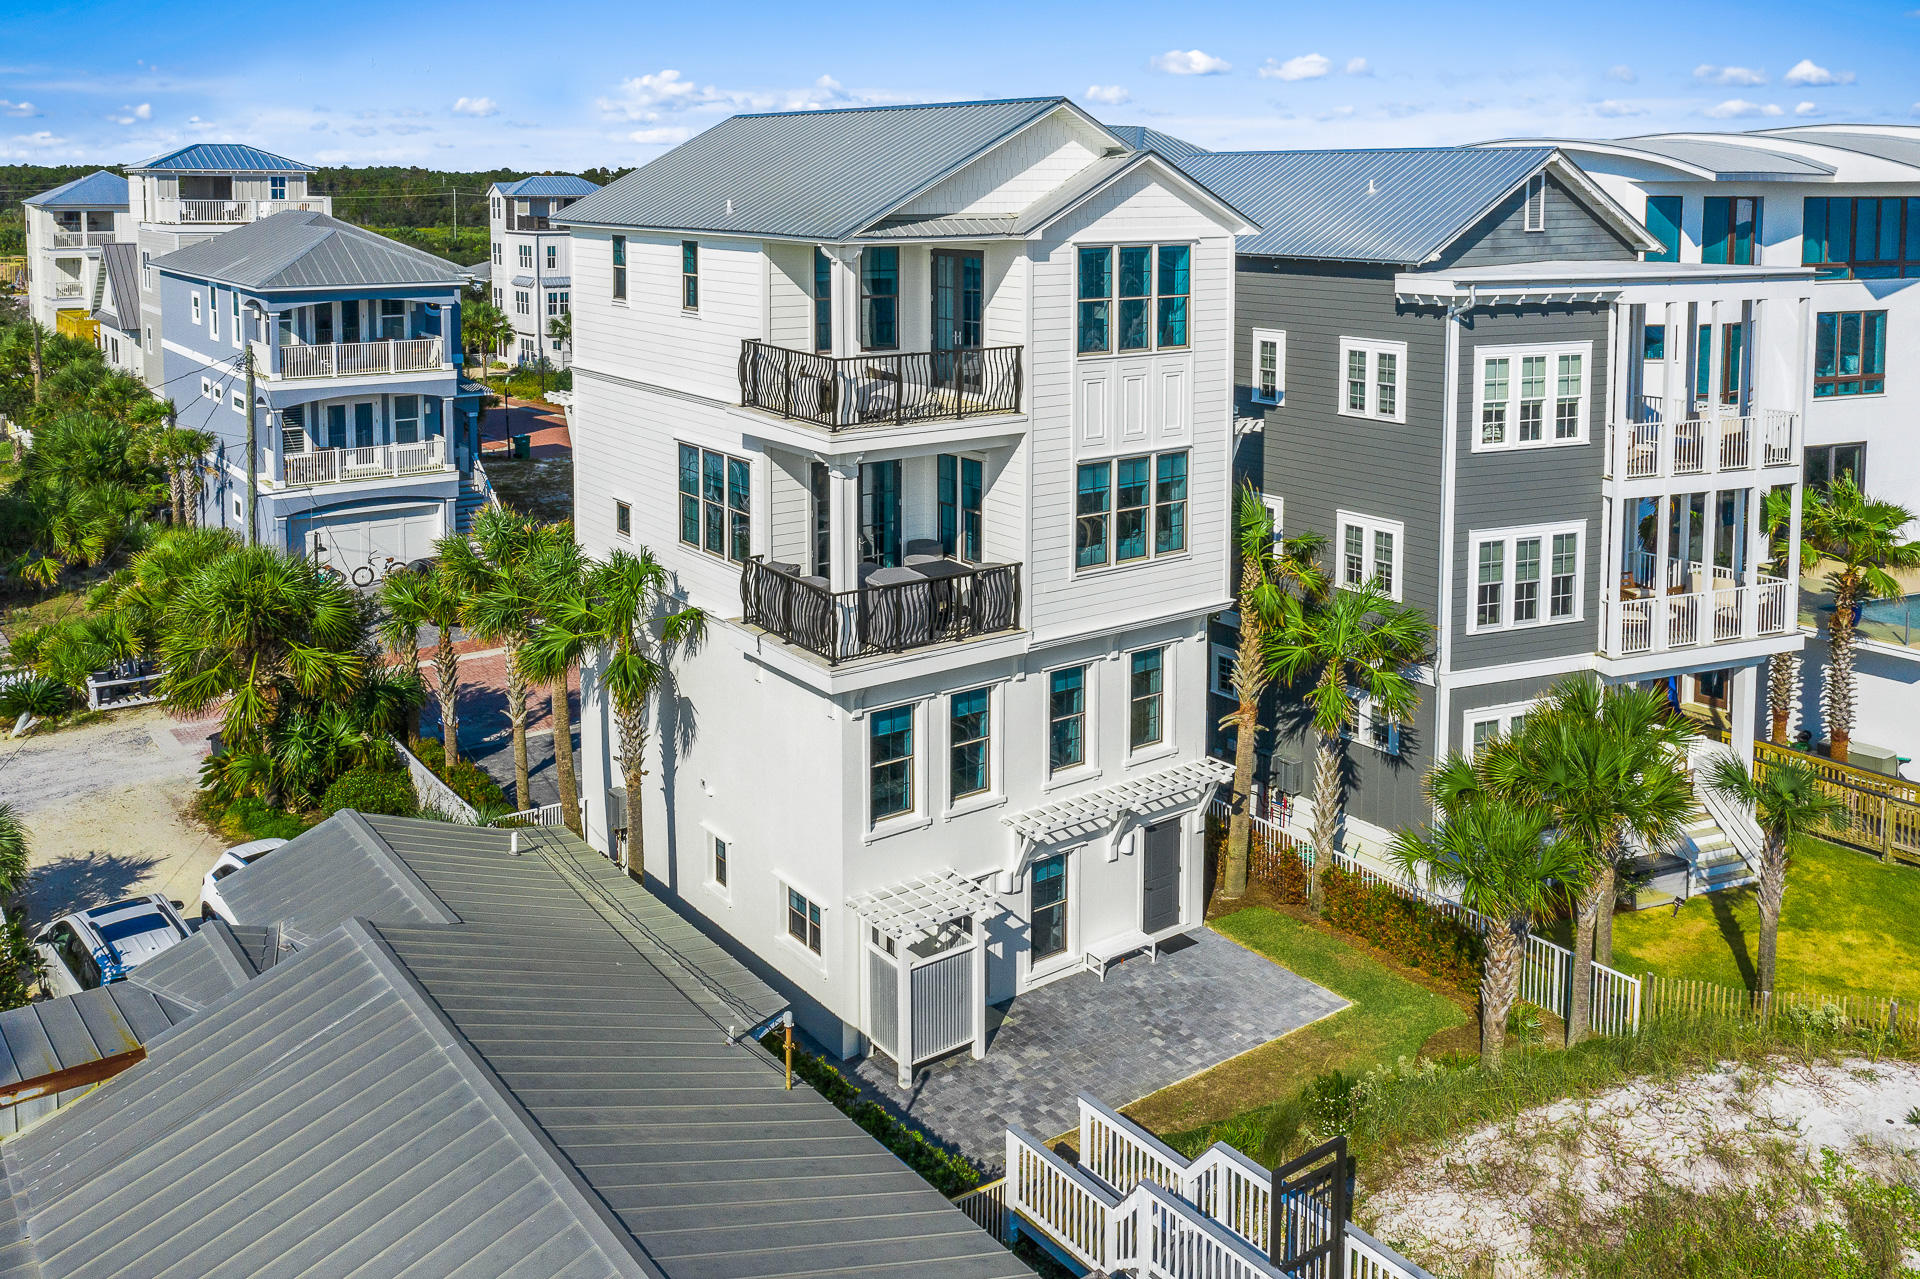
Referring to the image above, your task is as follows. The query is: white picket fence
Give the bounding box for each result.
[1208,800,1641,1034]
[492,802,569,828]
[1002,1094,1434,1279]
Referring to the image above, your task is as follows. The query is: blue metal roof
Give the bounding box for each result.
[1181,146,1560,264]
[23,170,127,208]
[130,142,313,173]
[495,174,600,198]
[1105,125,1209,162]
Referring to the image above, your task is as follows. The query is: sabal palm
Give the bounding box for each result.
[158,546,367,801]
[1390,785,1585,1068]
[519,528,589,835]
[379,564,467,763]
[1465,679,1695,1043]
[529,548,704,879]
[91,526,236,657]
[1762,487,1809,744]
[1266,577,1432,911]
[1220,484,1325,899]
[0,802,27,900]
[1802,477,1920,762]
[1704,752,1849,994]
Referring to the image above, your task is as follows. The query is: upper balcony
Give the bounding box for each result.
[1604,399,1799,484]
[260,337,449,382]
[149,196,332,226]
[738,340,1022,432]
[46,230,117,250]
[741,556,1022,664]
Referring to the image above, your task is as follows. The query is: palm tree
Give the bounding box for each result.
[1703,752,1849,994]
[1469,680,1695,1044]
[1219,484,1325,900]
[0,802,27,900]
[461,298,513,381]
[1390,783,1585,1069]
[1266,577,1432,911]
[379,563,467,764]
[546,312,572,366]
[90,526,237,658]
[158,546,367,804]
[535,548,704,879]
[521,528,589,836]
[1802,476,1920,763]
[1762,487,1808,744]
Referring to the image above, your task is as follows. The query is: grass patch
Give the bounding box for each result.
[1126,907,1466,1141]
[1614,837,1920,1000]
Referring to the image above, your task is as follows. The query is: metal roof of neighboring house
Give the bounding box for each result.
[0,982,179,1139]
[219,812,786,1029]
[23,170,127,208]
[1481,134,1839,180]
[148,211,467,291]
[1105,124,1210,162]
[1752,126,1920,170]
[1181,145,1568,264]
[495,174,602,198]
[129,142,314,173]
[0,916,1035,1278]
[92,241,140,332]
[466,259,491,282]
[555,96,1107,240]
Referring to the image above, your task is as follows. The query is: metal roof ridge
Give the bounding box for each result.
[733,93,1065,120]
[333,811,463,932]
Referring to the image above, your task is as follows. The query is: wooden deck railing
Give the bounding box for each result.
[1753,739,1920,865]
[738,338,1022,429]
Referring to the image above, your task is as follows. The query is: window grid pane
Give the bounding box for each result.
[1129,649,1164,751]
[1513,537,1541,623]
[949,688,991,799]
[1371,530,1394,595]
[1075,463,1111,568]
[1343,524,1365,587]
[1346,350,1368,412]
[1115,457,1150,562]
[870,706,914,821]
[1476,541,1505,627]
[1048,667,1087,773]
[1258,340,1278,400]
[1375,351,1397,417]
[1481,358,1509,444]
[1154,452,1188,554]
[1551,532,1578,618]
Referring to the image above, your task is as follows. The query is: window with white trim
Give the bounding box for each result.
[545,244,557,270]
[491,243,501,266]
[1335,511,1404,601]
[200,377,214,400]
[190,292,202,325]
[1470,523,1584,632]
[547,291,569,317]
[514,290,530,316]
[517,243,533,269]
[1474,343,1590,449]
[1251,328,1286,405]
[209,288,219,340]
[141,251,151,291]
[785,887,822,954]
[1524,173,1547,232]
[1466,701,1535,756]
[231,390,244,414]
[1209,643,1236,699]
[1344,692,1401,756]
[1262,494,1284,555]
[1337,338,1406,422]
[709,832,729,889]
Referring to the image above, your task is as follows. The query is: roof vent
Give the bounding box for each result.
[724,197,734,216]
[1367,179,1378,196]
[508,830,521,857]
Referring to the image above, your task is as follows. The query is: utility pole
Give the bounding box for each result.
[243,344,259,546]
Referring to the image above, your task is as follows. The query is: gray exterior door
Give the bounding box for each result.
[1142,822,1181,934]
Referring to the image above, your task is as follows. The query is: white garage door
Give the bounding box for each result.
[300,504,441,582]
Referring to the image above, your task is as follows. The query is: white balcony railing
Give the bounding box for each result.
[157,196,332,225]
[1606,408,1798,482]
[47,230,116,249]
[1603,573,1794,657]
[276,337,445,380]
[50,279,84,299]
[279,437,449,489]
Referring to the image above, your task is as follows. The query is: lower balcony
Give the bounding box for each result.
[741,556,1021,664]
[1602,570,1794,657]
[277,437,451,489]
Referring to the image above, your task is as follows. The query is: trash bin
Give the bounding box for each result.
[512,433,532,459]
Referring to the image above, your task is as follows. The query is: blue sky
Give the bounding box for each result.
[3,0,1917,170]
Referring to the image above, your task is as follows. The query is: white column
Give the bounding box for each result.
[1731,663,1759,770]
[831,248,861,359]
[1653,494,1672,650]
[828,460,861,593]
[970,917,988,1061]
[894,943,914,1089]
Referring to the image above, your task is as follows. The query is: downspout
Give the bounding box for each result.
[1433,283,1474,768]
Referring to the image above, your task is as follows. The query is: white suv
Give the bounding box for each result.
[199,838,288,925]
[34,895,192,998]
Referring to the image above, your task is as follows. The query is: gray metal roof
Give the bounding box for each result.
[22,171,126,209]
[497,175,602,198]
[1753,126,1920,171]
[1105,124,1210,162]
[1182,146,1562,264]
[92,242,139,333]
[555,97,1098,240]
[217,809,457,944]
[129,142,313,173]
[1496,134,1837,180]
[149,211,467,292]
[0,982,182,1139]
[124,919,283,1016]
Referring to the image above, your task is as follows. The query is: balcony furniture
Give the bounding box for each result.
[1082,928,1174,982]
[903,538,945,567]
[739,340,1021,431]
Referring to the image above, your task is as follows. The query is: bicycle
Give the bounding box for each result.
[350,550,405,587]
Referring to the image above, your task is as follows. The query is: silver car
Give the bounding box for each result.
[34,895,192,998]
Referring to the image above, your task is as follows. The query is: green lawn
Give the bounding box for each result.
[1125,907,1466,1149]
[1613,838,1920,1001]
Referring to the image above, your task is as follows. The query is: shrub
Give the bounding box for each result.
[222,797,313,841]
[0,673,73,719]
[0,910,43,1012]
[320,764,417,817]
[1320,865,1483,991]
[409,738,510,811]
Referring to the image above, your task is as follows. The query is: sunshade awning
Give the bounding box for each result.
[847,869,998,943]
[1000,757,1234,845]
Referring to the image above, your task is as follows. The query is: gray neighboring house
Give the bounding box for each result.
[0,814,1032,1279]
[90,241,142,375]
[1182,145,1817,890]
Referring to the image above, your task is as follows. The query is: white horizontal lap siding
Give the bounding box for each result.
[1025,171,1236,641]
[895,113,1105,218]
[984,437,1028,568]
[568,228,763,404]
[766,448,812,566]
[766,241,811,352]
[984,243,1025,349]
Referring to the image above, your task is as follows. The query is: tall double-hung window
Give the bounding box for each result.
[949,688,990,801]
[681,241,699,309]
[676,444,750,563]
[869,704,914,822]
[1075,245,1194,354]
[861,248,898,349]
[813,248,832,353]
[611,236,627,300]
[1336,512,1404,601]
[1048,666,1087,774]
[1470,523,1583,632]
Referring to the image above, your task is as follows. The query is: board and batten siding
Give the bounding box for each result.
[1241,260,1449,622]
[1430,172,1641,271]
[1449,304,1611,671]
[1026,167,1237,644]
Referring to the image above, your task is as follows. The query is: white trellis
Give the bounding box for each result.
[848,869,998,1087]
[1002,757,1235,849]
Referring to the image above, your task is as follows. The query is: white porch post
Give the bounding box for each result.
[970,915,988,1061]
[1731,663,1759,770]
[1653,494,1671,650]
[830,247,861,359]
[828,460,861,593]
[894,942,914,1089]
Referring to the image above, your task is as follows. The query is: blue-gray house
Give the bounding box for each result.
[151,212,486,576]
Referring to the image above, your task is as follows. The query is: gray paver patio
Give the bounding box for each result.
[844,926,1348,1169]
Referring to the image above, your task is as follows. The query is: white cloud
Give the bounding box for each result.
[1594,99,1647,117]
[1705,98,1783,119]
[1795,100,1820,116]
[1695,64,1767,85]
[1151,49,1231,76]
[628,126,690,145]
[110,103,152,125]
[1784,58,1854,86]
[0,99,37,117]
[1085,84,1130,105]
[452,96,498,117]
[1607,65,1636,83]
[598,68,724,119]
[1344,57,1371,76]
[599,69,871,121]
[1259,53,1331,81]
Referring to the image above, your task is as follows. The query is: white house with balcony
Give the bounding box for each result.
[557,97,1253,1076]
[151,211,484,575]
[126,142,330,388]
[21,170,131,333]
[487,174,599,369]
